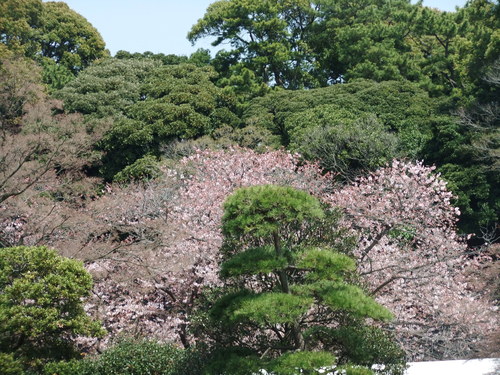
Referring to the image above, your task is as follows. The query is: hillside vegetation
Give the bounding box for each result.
[0,1,498,374]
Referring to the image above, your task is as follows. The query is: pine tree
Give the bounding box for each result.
[201,185,404,375]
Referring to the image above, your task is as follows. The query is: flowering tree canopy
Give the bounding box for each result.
[3,147,496,360]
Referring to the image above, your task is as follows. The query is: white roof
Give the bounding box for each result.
[405,358,500,375]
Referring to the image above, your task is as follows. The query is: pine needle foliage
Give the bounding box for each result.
[200,185,404,375]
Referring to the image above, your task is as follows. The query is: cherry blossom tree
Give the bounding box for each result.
[326,160,498,360]
[79,148,331,348]
[9,146,495,359]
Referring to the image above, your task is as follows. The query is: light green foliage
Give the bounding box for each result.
[336,365,375,375]
[244,79,437,177]
[0,246,104,370]
[0,0,107,77]
[222,185,324,238]
[0,0,42,57]
[226,293,313,327]
[308,282,393,320]
[43,339,206,375]
[113,154,161,183]
[57,58,161,117]
[298,248,356,282]
[245,79,436,145]
[41,57,74,91]
[128,63,238,139]
[0,353,24,375]
[200,185,401,374]
[39,2,108,74]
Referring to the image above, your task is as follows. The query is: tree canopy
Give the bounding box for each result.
[0,0,498,371]
[0,246,103,371]
[200,185,404,374]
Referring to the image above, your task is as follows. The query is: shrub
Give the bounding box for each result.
[0,246,103,371]
[44,340,207,375]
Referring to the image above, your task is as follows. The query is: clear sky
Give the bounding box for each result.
[52,0,468,57]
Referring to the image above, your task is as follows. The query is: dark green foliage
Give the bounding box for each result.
[220,246,288,278]
[43,340,207,375]
[457,1,500,101]
[0,246,104,371]
[113,154,161,183]
[94,63,239,180]
[202,348,261,375]
[295,115,400,180]
[40,58,74,92]
[188,0,321,89]
[312,0,417,84]
[128,63,238,138]
[198,185,403,374]
[244,80,437,174]
[438,164,499,234]
[114,48,212,67]
[326,326,407,373]
[59,60,240,180]
[171,124,281,155]
[421,78,499,235]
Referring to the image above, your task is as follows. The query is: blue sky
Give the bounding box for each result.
[53,0,468,57]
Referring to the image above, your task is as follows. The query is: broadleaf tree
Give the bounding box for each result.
[0,246,104,371]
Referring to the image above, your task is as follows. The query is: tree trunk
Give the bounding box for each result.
[273,231,306,350]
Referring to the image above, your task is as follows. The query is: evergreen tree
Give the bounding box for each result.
[200,185,405,375]
[0,246,104,371]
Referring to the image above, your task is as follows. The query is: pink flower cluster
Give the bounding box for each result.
[73,150,496,359]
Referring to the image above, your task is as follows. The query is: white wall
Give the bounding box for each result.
[405,358,500,375]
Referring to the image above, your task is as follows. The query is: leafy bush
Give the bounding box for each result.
[43,340,206,375]
[293,114,400,179]
[0,353,24,375]
[113,154,162,183]
[0,246,104,371]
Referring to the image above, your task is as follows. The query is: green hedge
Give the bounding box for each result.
[43,340,206,375]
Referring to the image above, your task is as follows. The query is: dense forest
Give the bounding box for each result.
[0,0,499,374]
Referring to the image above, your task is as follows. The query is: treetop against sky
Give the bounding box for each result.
[54,0,467,56]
